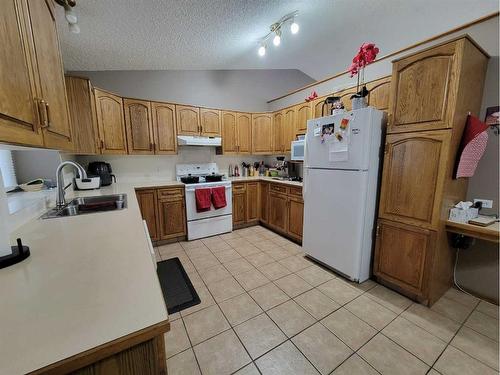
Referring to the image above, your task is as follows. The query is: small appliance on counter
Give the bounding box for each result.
[287,161,303,181]
[74,176,101,190]
[87,162,116,186]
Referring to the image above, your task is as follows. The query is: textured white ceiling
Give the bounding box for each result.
[56,0,499,80]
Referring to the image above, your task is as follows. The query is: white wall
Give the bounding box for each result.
[68,69,314,113]
[75,148,278,182]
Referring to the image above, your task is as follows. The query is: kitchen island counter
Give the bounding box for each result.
[0,180,183,374]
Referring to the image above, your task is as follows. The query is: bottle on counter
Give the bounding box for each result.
[234,165,240,177]
[228,164,233,177]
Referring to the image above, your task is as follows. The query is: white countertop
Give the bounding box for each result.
[0,180,181,374]
[229,176,303,187]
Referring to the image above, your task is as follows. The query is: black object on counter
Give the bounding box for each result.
[0,238,30,269]
[205,173,223,182]
[180,175,200,184]
[156,258,200,314]
[87,162,116,186]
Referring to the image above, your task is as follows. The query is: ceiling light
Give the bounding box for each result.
[64,6,77,24]
[257,11,298,56]
[273,32,281,47]
[258,45,266,57]
[69,23,80,34]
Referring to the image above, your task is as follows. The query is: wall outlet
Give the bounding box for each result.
[474,198,493,209]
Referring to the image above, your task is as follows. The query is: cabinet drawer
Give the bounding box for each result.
[270,184,288,194]
[158,188,184,200]
[289,186,303,197]
[232,183,246,193]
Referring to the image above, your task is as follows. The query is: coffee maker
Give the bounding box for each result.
[87,162,116,186]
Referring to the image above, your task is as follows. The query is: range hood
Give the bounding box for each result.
[177,135,221,147]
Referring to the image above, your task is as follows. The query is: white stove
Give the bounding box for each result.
[176,163,232,240]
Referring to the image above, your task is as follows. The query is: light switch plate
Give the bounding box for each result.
[474,199,493,209]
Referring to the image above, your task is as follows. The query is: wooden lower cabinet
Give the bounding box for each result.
[373,220,435,300]
[268,192,288,233]
[136,189,159,241]
[246,182,259,223]
[158,195,186,240]
[232,183,247,226]
[136,187,186,243]
[287,196,304,241]
[259,182,269,224]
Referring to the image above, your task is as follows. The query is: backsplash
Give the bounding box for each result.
[75,147,282,182]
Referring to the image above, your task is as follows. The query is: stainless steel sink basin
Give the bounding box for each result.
[41,194,127,219]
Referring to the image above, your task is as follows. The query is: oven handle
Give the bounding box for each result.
[185,185,232,192]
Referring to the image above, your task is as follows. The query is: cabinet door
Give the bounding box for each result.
[94,89,128,154]
[0,0,43,147]
[200,108,221,136]
[259,182,269,224]
[389,42,457,133]
[28,0,73,151]
[152,102,177,154]
[65,76,99,154]
[252,113,273,154]
[232,190,246,225]
[283,107,296,152]
[268,192,288,232]
[176,105,200,135]
[295,103,312,135]
[124,98,154,154]
[222,111,238,154]
[158,197,186,240]
[367,77,391,111]
[237,113,252,154]
[337,88,357,111]
[379,130,450,229]
[273,111,284,153]
[312,97,331,118]
[136,189,159,241]
[373,220,434,297]
[246,182,259,222]
[287,196,304,241]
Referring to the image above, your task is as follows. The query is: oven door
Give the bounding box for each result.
[185,183,233,221]
[291,140,305,161]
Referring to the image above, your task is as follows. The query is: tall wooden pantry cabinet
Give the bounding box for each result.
[373,36,489,305]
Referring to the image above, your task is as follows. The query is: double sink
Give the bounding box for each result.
[41,194,127,219]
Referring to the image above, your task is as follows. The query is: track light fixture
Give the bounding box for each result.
[257,11,299,57]
[55,0,80,34]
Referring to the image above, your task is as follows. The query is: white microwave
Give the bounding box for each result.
[291,139,305,161]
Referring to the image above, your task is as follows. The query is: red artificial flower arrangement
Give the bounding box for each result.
[305,90,318,102]
[348,43,379,77]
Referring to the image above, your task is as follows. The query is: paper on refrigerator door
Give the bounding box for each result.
[329,142,348,161]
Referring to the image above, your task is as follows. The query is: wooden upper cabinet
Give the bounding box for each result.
[0,0,43,147]
[65,76,99,154]
[176,105,200,135]
[28,0,73,151]
[367,77,391,111]
[94,89,128,154]
[337,88,357,111]
[295,102,312,135]
[312,97,330,119]
[388,43,458,133]
[200,108,221,136]
[252,113,273,154]
[378,130,450,229]
[283,107,296,152]
[151,102,177,155]
[222,111,238,153]
[237,113,252,154]
[373,220,434,297]
[124,98,154,154]
[273,111,284,153]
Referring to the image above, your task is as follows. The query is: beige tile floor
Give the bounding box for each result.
[156,226,499,375]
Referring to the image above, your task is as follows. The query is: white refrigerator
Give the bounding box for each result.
[302,107,385,282]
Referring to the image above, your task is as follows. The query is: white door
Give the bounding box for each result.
[305,107,382,171]
[302,168,368,281]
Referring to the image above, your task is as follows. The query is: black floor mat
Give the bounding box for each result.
[156,258,200,314]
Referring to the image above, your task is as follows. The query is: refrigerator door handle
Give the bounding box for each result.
[303,134,308,200]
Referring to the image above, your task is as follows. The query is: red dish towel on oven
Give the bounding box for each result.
[454,114,489,178]
[211,186,227,209]
[195,188,212,212]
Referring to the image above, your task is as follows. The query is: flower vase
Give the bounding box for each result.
[351,96,368,110]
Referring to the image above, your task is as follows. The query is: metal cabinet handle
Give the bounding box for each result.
[44,102,51,128]
[38,99,48,128]
[100,140,105,150]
